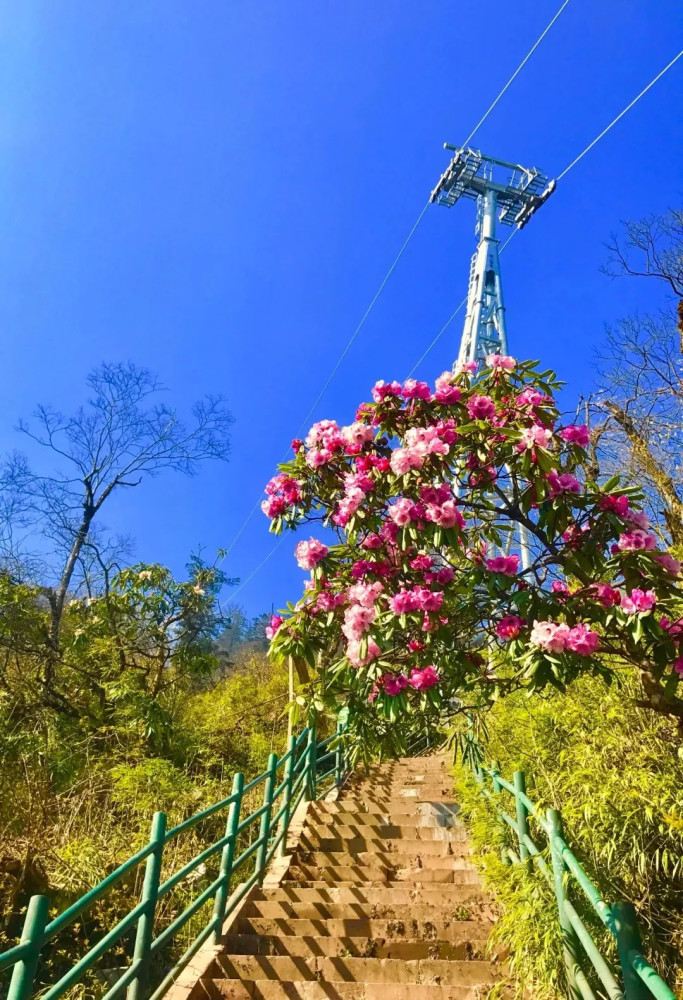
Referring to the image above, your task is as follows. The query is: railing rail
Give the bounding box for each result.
[1,724,349,1000]
[469,760,675,1000]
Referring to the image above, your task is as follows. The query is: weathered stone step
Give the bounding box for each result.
[308,809,460,828]
[232,916,491,941]
[303,824,466,842]
[254,883,484,905]
[295,851,471,868]
[312,802,458,818]
[242,899,492,922]
[212,955,498,987]
[301,838,465,856]
[207,978,486,999]
[222,932,488,960]
[286,865,476,884]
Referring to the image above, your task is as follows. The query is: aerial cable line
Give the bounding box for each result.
[556,48,683,180]
[220,0,573,591]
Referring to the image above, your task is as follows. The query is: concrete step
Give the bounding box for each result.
[307,810,461,829]
[312,803,458,819]
[300,839,465,857]
[232,916,492,941]
[212,955,498,987]
[302,825,466,843]
[242,900,493,922]
[286,866,476,884]
[254,884,484,906]
[222,933,488,960]
[294,851,471,868]
[207,978,489,999]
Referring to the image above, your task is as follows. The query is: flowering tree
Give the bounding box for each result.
[261,357,683,750]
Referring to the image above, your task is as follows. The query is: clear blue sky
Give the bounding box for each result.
[0,2,681,617]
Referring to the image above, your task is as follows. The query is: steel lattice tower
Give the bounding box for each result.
[430,146,555,569]
[430,145,555,366]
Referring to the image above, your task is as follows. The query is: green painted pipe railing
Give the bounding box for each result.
[469,760,675,1000]
[0,723,349,1000]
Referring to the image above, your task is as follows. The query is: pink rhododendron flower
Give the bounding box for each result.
[361,532,383,550]
[547,472,581,497]
[519,425,552,450]
[530,620,571,653]
[598,494,630,517]
[433,372,461,404]
[408,639,426,652]
[485,353,516,371]
[404,424,450,457]
[262,473,302,518]
[617,529,657,552]
[516,388,548,406]
[565,624,600,656]
[390,589,421,615]
[654,553,681,576]
[467,394,496,420]
[295,538,329,570]
[410,554,433,572]
[390,447,425,476]
[485,554,520,576]
[562,523,590,549]
[342,422,374,447]
[551,580,570,596]
[409,666,440,690]
[341,603,376,641]
[425,500,465,530]
[388,498,422,526]
[560,425,590,448]
[346,637,381,668]
[402,379,431,400]
[590,583,621,608]
[496,615,525,640]
[316,591,346,611]
[372,380,402,403]
[429,565,455,586]
[368,683,380,703]
[456,360,478,374]
[383,673,410,696]
[627,510,650,530]
[621,589,657,614]
[674,656,683,677]
[414,588,444,612]
[265,615,283,640]
[346,581,383,607]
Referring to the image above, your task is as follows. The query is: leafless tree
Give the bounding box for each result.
[0,362,232,711]
[588,210,683,548]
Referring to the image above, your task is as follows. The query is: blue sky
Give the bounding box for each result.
[0,1,681,617]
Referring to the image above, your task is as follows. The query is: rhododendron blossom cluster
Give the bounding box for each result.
[259,358,682,740]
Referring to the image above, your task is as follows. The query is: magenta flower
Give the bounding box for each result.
[674,657,683,677]
[409,666,440,691]
[371,380,402,403]
[383,673,410,696]
[425,500,465,530]
[565,624,600,656]
[621,589,657,614]
[590,583,621,608]
[547,472,581,497]
[390,589,421,615]
[265,615,284,641]
[617,529,657,552]
[434,371,462,403]
[560,425,590,449]
[496,614,525,640]
[598,494,630,517]
[485,554,520,576]
[517,388,548,406]
[410,554,433,572]
[402,378,431,400]
[467,394,496,421]
[361,532,383,550]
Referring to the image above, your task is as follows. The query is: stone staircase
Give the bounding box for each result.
[202,754,503,999]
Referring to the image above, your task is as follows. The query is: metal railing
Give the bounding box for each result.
[469,761,675,1000]
[0,722,348,1000]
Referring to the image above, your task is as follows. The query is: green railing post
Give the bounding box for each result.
[212,772,243,943]
[307,719,318,801]
[128,810,166,1000]
[514,770,531,871]
[334,722,343,786]
[613,902,650,1000]
[491,762,510,865]
[547,809,582,1000]
[6,894,49,1000]
[256,753,278,884]
[278,735,296,857]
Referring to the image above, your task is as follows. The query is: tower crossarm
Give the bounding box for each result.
[430,144,555,228]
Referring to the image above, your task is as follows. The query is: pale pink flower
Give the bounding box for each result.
[342,422,374,446]
[621,589,657,614]
[617,529,657,552]
[456,360,478,374]
[361,532,383,550]
[485,353,516,371]
[433,372,461,404]
[627,510,650,530]
[519,425,552,450]
[347,637,381,668]
[388,498,421,526]
[402,379,431,400]
[654,553,681,576]
[425,500,465,530]
[467,394,496,420]
[517,388,547,406]
[547,472,581,497]
[390,447,424,476]
[565,624,600,656]
[316,591,346,611]
[346,581,383,607]
[295,538,329,570]
[341,603,376,641]
[530,620,571,653]
[409,666,439,691]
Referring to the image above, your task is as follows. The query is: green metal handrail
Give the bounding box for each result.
[1,723,349,1000]
[469,760,675,1000]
